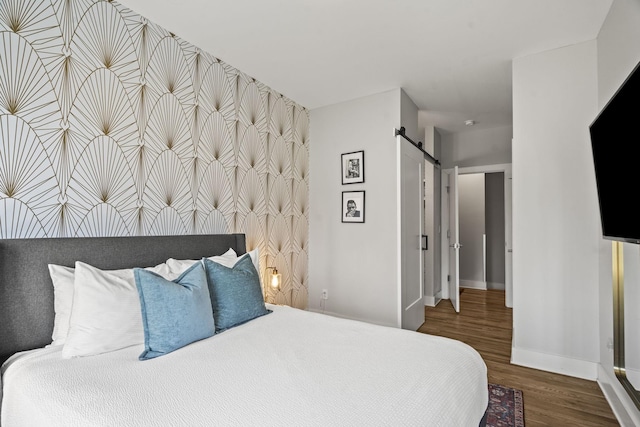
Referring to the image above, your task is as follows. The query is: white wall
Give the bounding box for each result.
[432,129,443,298]
[401,90,420,142]
[423,126,437,304]
[595,0,640,424]
[309,89,416,327]
[512,40,600,379]
[440,125,512,169]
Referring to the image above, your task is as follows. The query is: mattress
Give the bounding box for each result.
[1,304,488,426]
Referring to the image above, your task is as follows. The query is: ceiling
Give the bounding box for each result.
[120,0,612,134]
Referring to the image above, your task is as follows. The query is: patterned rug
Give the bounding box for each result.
[485,383,525,427]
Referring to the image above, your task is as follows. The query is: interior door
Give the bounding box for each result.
[447,166,460,313]
[398,136,425,330]
[458,173,486,289]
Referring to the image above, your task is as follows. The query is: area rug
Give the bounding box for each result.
[485,383,524,427]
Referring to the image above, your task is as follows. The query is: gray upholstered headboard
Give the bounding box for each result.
[0,234,246,364]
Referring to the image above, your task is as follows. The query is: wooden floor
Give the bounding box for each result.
[418,288,620,426]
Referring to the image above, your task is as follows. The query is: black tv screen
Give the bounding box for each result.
[589,59,640,244]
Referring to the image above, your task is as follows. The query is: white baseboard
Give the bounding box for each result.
[460,279,487,290]
[486,281,505,290]
[597,364,640,426]
[511,346,598,380]
[424,296,436,307]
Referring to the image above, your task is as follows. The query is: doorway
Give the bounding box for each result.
[440,164,512,308]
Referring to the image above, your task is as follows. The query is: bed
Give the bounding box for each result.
[0,234,488,426]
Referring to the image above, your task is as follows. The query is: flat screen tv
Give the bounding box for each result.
[589,59,640,244]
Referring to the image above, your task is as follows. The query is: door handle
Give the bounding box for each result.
[449,243,462,249]
[421,235,428,251]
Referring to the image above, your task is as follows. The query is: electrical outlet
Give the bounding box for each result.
[321,289,328,300]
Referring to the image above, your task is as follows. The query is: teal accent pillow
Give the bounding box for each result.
[203,255,271,333]
[134,261,215,360]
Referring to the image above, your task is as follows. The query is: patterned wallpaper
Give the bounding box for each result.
[0,0,310,307]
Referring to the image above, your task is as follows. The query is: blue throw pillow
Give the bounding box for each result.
[134,261,215,360]
[203,255,271,333]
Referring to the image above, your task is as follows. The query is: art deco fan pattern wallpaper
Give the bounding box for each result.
[0,0,310,307]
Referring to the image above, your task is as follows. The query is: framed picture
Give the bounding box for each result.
[342,191,365,223]
[341,150,364,184]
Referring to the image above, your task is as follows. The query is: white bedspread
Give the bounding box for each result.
[1,305,488,426]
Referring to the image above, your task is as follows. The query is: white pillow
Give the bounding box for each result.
[245,248,261,276]
[48,264,75,346]
[48,262,172,348]
[61,261,170,359]
[166,247,239,276]
[166,248,261,281]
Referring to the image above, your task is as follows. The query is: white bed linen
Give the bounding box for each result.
[1,305,488,427]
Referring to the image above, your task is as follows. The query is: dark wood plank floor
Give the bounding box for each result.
[418,288,620,426]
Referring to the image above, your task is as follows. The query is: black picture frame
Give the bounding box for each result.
[341,150,364,185]
[342,191,365,223]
